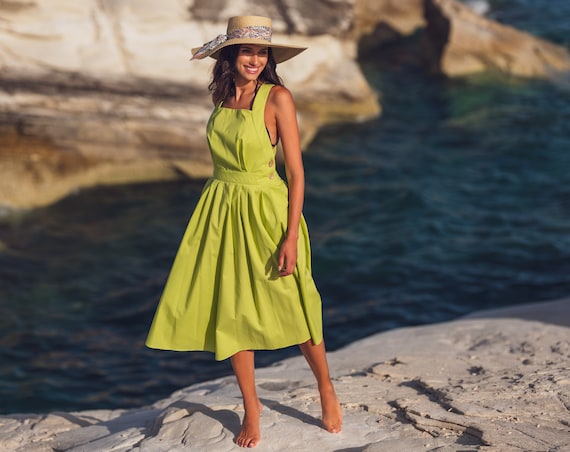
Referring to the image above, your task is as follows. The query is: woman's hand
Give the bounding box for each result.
[278,235,298,277]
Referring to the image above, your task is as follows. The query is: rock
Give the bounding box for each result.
[354,0,426,63]
[354,0,425,39]
[1,299,569,451]
[190,0,355,36]
[0,74,213,210]
[423,0,570,77]
[2,0,570,212]
[462,0,490,16]
[0,0,379,212]
[354,0,570,78]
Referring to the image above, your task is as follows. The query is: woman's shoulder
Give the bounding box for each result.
[266,84,294,107]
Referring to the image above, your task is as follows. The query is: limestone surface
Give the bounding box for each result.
[423,0,570,77]
[2,0,570,212]
[1,300,569,451]
[0,0,377,212]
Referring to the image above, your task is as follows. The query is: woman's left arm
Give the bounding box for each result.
[271,87,304,277]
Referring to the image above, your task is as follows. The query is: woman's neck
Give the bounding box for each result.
[225,80,260,109]
[234,80,259,101]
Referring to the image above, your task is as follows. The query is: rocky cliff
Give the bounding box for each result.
[1,0,569,211]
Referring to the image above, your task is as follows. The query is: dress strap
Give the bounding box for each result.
[251,83,274,112]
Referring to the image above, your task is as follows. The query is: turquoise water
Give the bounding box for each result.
[1,1,570,414]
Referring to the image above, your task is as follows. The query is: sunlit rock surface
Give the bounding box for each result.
[424,0,570,77]
[1,299,569,451]
[0,0,377,211]
[1,0,570,211]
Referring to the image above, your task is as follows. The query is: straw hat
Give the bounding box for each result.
[191,16,307,63]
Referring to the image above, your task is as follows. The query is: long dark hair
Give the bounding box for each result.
[209,45,283,104]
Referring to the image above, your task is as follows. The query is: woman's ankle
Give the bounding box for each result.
[318,379,335,394]
[243,397,262,412]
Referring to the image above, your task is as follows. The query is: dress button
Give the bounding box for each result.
[269,173,275,180]
[268,160,274,167]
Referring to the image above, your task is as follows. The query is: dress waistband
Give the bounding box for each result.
[213,168,281,186]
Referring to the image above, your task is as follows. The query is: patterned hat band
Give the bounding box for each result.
[190,16,306,63]
[192,26,272,60]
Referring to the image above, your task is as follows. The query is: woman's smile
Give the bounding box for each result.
[235,44,268,81]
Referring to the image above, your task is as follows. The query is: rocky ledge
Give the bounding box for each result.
[2,0,570,212]
[1,299,569,451]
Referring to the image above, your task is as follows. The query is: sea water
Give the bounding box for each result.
[1,1,569,414]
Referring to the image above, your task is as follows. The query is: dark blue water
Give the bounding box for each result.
[1,1,570,414]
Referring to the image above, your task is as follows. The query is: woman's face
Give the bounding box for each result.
[234,44,269,83]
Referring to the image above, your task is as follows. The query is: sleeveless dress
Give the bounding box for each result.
[145,83,323,361]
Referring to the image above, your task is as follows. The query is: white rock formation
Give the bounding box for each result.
[1,0,570,212]
[1,299,569,451]
[424,0,570,77]
[354,0,570,78]
[0,0,378,211]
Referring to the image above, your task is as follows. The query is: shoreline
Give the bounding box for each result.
[462,297,570,327]
[1,298,569,451]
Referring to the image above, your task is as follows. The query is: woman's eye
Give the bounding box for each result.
[240,47,268,56]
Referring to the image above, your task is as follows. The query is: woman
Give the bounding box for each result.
[146,15,342,448]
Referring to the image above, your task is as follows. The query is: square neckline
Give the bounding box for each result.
[217,84,278,147]
[219,82,266,111]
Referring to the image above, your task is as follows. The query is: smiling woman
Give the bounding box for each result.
[209,44,278,110]
[145,15,342,448]
[235,45,269,81]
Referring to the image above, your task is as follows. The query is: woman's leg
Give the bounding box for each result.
[299,339,342,433]
[231,350,262,448]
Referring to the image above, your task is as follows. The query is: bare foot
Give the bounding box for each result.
[236,401,262,448]
[320,385,342,433]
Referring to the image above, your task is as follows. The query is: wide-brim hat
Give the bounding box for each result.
[191,15,307,64]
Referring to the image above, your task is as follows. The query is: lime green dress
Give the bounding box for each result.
[145,83,323,361]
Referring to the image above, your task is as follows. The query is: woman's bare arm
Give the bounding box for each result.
[267,86,305,276]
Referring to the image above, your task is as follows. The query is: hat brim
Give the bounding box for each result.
[191,39,307,64]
